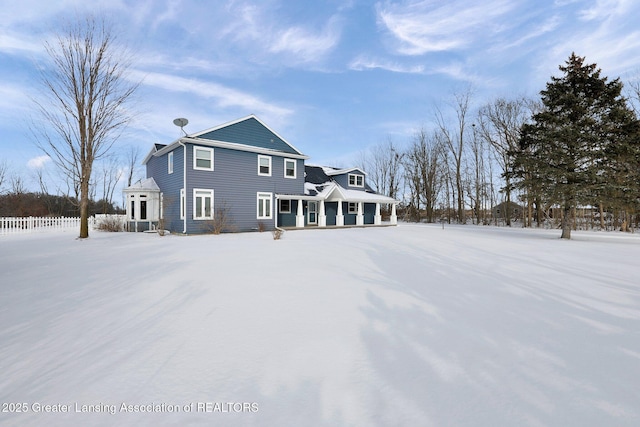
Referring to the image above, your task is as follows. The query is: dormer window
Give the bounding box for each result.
[348,173,364,187]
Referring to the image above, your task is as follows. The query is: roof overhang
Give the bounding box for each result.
[144,137,309,164]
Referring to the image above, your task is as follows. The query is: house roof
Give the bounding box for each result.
[276,165,397,203]
[123,177,160,192]
[305,165,331,184]
[323,166,367,176]
[143,115,308,164]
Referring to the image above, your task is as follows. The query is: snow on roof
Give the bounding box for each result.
[324,167,367,176]
[302,181,397,203]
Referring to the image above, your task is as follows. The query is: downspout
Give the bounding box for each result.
[274,194,285,234]
[179,139,187,234]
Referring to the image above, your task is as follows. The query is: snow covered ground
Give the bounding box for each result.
[1,224,639,426]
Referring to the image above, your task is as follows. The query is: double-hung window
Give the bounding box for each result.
[348,202,358,214]
[193,189,214,219]
[194,147,214,171]
[284,159,296,179]
[258,155,272,176]
[348,173,364,187]
[257,192,272,219]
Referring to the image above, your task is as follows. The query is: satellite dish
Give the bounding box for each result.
[173,118,189,136]
[173,118,188,127]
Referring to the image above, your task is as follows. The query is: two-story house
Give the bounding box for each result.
[124,115,397,233]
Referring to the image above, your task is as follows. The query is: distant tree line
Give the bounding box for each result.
[359,54,640,238]
[0,191,122,217]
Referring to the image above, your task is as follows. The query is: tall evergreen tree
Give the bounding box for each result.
[510,53,640,239]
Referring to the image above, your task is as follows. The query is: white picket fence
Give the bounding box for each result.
[0,216,96,235]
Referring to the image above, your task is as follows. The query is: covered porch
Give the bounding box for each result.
[275,184,398,229]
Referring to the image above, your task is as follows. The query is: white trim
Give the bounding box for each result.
[348,173,364,188]
[168,151,174,174]
[324,167,368,176]
[149,137,309,164]
[284,158,297,179]
[193,146,214,171]
[258,155,272,177]
[348,202,357,214]
[257,192,273,219]
[193,188,214,220]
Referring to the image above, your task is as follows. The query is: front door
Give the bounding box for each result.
[307,201,317,225]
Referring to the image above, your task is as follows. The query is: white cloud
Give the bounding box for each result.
[376,0,516,55]
[132,70,293,120]
[349,55,425,73]
[269,16,342,63]
[0,30,43,55]
[27,155,50,169]
[220,2,343,66]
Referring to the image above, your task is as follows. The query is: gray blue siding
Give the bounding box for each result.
[146,146,184,232]
[333,172,367,190]
[181,144,304,233]
[198,117,299,155]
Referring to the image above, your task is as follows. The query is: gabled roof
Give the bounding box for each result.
[301,181,397,204]
[323,166,368,176]
[143,115,308,165]
[193,115,303,155]
[123,177,160,192]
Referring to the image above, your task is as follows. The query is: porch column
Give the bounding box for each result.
[336,200,344,226]
[374,202,382,225]
[296,199,305,228]
[319,200,326,227]
[356,202,364,226]
[390,203,397,225]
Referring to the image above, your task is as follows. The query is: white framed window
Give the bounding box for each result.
[348,202,358,214]
[257,192,272,219]
[180,189,185,219]
[140,195,147,220]
[279,199,291,213]
[258,155,272,176]
[194,146,214,171]
[284,159,296,179]
[193,189,214,220]
[348,173,364,187]
[168,152,174,174]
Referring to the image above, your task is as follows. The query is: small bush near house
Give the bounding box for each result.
[202,203,236,235]
[96,216,124,232]
[272,229,284,240]
[257,222,266,232]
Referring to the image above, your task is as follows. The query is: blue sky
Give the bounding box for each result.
[1,0,640,192]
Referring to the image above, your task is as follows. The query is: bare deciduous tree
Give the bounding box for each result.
[403,128,443,223]
[31,16,138,238]
[0,161,7,193]
[365,138,404,200]
[435,89,473,223]
[126,145,141,187]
